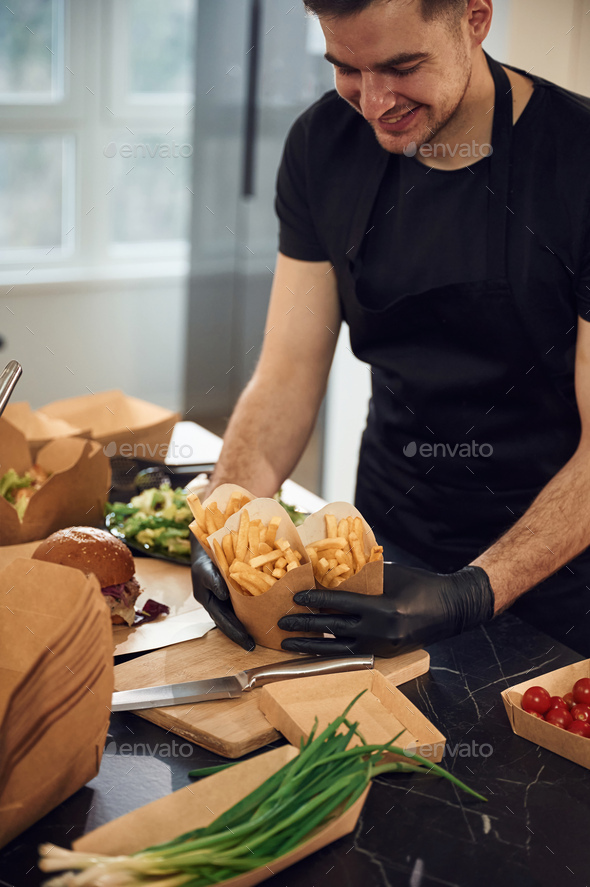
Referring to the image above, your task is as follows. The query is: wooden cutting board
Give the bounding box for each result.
[113,631,430,757]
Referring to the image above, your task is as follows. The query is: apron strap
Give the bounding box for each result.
[484,52,514,277]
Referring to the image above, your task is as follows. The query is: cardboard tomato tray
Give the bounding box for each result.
[501,659,590,770]
[260,669,446,763]
[70,745,370,887]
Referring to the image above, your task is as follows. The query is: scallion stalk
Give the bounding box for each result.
[38,691,485,886]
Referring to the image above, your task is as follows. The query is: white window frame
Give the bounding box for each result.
[0,0,194,287]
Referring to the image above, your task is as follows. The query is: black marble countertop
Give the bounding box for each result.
[2,613,588,887]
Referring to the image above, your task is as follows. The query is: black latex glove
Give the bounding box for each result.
[190,535,255,652]
[278,562,494,658]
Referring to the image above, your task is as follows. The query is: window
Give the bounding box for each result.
[0,0,196,273]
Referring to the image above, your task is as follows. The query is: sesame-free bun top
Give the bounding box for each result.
[32,526,135,587]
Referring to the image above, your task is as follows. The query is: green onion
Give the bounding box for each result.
[38,692,484,886]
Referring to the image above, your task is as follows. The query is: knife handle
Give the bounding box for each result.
[242,655,374,691]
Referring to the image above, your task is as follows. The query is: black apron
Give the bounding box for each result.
[338,55,590,653]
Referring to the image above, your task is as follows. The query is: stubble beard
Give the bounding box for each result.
[373,50,473,156]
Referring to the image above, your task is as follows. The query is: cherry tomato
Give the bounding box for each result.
[567,721,590,738]
[547,696,568,710]
[522,686,551,715]
[545,707,573,729]
[571,704,590,723]
[528,711,545,720]
[563,692,575,710]
[573,678,590,705]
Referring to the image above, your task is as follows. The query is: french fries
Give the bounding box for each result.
[305,514,383,588]
[189,497,304,596]
[189,491,381,596]
[220,510,303,596]
[187,490,253,554]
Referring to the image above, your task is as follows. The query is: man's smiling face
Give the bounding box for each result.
[320,0,473,154]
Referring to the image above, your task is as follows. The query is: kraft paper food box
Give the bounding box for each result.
[41,389,180,463]
[0,417,110,545]
[2,401,85,460]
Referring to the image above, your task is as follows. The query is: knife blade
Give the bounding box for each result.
[111,654,374,711]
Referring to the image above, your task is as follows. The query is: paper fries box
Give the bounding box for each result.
[0,559,113,848]
[2,401,86,461]
[207,497,319,652]
[0,418,111,545]
[71,744,369,887]
[41,389,180,463]
[501,659,590,770]
[260,669,446,763]
[299,502,383,594]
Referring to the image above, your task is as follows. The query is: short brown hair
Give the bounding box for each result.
[304,0,468,23]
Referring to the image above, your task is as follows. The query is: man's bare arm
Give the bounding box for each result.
[206,253,341,498]
[471,316,590,612]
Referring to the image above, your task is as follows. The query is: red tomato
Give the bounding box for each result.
[571,704,590,723]
[563,692,575,710]
[545,707,573,729]
[567,721,590,738]
[528,711,545,720]
[573,678,590,705]
[522,686,551,715]
[547,696,568,710]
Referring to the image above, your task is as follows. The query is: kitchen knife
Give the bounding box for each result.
[111,655,374,711]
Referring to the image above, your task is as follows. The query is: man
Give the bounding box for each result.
[192,0,590,658]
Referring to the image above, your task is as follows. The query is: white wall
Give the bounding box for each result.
[1,276,187,413]
[506,0,590,93]
[323,327,372,503]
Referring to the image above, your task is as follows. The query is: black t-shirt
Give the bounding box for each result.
[276,63,590,404]
[356,152,490,308]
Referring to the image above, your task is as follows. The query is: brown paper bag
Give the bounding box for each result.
[206,495,318,651]
[41,389,180,463]
[298,501,383,594]
[0,419,111,545]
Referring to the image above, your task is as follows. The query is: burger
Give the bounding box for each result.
[32,526,142,626]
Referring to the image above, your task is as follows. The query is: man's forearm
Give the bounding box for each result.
[206,374,320,499]
[470,446,590,613]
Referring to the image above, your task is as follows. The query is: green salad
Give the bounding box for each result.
[105,483,307,563]
[105,484,193,561]
[275,489,307,526]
